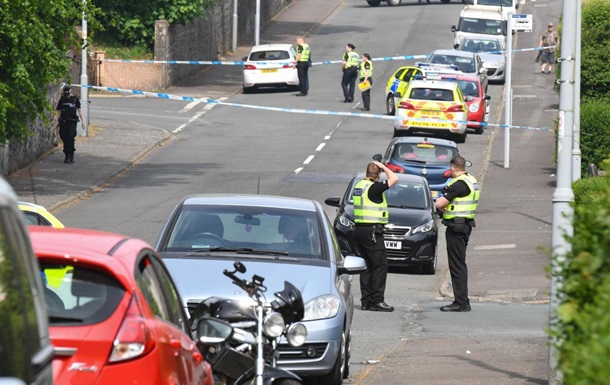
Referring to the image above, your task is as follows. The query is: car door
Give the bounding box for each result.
[135,253,205,385]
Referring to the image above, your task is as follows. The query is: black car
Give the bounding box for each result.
[325,173,438,274]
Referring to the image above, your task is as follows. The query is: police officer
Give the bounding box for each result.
[435,155,480,312]
[341,43,359,103]
[354,161,398,312]
[359,53,373,111]
[295,36,311,96]
[55,86,85,164]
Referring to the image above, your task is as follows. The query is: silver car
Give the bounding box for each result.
[458,36,506,84]
[427,49,489,93]
[155,194,367,385]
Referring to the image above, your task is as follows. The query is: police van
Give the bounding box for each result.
[451,5,508,49]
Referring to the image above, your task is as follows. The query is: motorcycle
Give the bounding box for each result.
[192,261,307,385]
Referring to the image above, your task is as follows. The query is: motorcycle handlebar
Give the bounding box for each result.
[223,269,264,296]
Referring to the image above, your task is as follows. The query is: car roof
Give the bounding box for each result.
[440,74,481,83]
[353,172,427,184]
[460,5,505,19]
[180,194,318,212]
[409,79,460,90]
[430,49,476,58]
[250,44,294,51]
[389,136,458,147]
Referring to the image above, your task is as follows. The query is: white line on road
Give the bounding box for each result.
[172,97,225,133]
[316,143,326,152]
[294,167,303,174]
[180,100,202,113]
[303,155,315,165]
[474,244,517,250]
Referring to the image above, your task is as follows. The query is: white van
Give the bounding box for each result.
[451,5,508,49]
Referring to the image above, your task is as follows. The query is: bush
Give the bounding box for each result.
[579,99,610,176]
[581,0,610,99]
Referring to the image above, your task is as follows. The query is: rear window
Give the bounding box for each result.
[347,180,430,210]
[409,88,455,102]
[22,211,52,226]
[40,264,125,326]
[249,50,291,61]
[392,143,458,164]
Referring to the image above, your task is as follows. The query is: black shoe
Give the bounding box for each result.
[342,99,350,103]
[296,92,307,96]
[369,302,394,312]
[440,303,471,312]
[361,303,370,311]
[348,99,353,102]
[64,159,70,164]
[360,107,370,111]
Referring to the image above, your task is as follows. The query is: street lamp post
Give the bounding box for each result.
[255,0,260,46]
[80,0,89,136]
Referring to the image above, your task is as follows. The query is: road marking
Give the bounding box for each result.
[474,244,516,250]
[180,100,202,113]
[514,95,538,98]
[294,167,303,174]
[172,97,225,133]
[316,143,326,152]
[303,155,315,165]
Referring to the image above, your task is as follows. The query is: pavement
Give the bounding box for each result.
[7,0,556,384]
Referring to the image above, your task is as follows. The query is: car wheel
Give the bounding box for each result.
[393,128,399,137]
[274,380,301,385]
[366,0,382,5]
[387,0,402,5]
[441,0,451,3]
[474,125,484,135]
[243,86,253,94]
[386,94,396,115]
[454,131,467,143]
[343,330,351,379]
[318,330,346,385]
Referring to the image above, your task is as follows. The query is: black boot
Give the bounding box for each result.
[64,151,69,164]
[69,152,75,163]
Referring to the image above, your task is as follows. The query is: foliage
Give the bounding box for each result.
[580,0,610,99]
[93,34,152,60]
[0,0,100,142]
[551,156,610,385]
[92,0,217,51]
[578,98,610,175]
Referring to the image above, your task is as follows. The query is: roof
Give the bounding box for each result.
[250,44,294,51]
[430,49,477,59]
[389,136,458,147]
[28,226,129,259]
[460,4,505,19]
[439,74,481,83]
[408,79,460,90]
[180,194,318,212]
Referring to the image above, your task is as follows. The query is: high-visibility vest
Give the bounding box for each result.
[297,43,310,62]
[353,179,389,224]
[443,173,480,220]
[360,60,373,78]
[345,51,360,68]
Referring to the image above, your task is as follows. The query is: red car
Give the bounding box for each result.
[440,74,490,134]
[29,226,212,385]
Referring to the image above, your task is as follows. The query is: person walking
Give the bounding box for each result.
[341,43,359,103]
[54,86,85,164]
[435,155,480,312]
[294,36,311,96]
[353,161,398,312]
[538,22,559,74]
[359,53,373,111]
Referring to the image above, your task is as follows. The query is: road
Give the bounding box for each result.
[53,0,559,383]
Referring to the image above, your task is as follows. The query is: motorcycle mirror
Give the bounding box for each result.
[197,318,233,344]
[372,154,382,162]
[234,261,246,273]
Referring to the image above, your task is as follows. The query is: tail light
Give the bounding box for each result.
[446,104,464,112]
[244,64,257,70]
[398,101,415,110]
[109,295,155,363]
[442,169,452,178]
[283,62,296,68]
[387,163,406,173]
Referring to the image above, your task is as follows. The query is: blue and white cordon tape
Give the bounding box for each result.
[77,84,550,131]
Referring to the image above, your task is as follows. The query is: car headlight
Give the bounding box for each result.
[468,101,480,113]
[263,312,285,338]
[338,213,354,230]
[286,323,307,347]
[412,219,434,234]
[303,295,340,321]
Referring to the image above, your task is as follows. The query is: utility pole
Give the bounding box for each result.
[255,0,261,46]
[232,0,238,53]
[80,0,89,137]
[503,12,513,168]
[572,0,582,181]
[549,0,578,383]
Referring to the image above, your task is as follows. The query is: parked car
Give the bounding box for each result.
[30,226,213,385]
[379,136,461,199]
[393,79,469,142]
[451,5,508,49]
[440,74,491,134]
[19,201,65,228]
[427,49,488,92]
[0,178,53,385]
[325,173,438,274]
[457,36,507,84]
[242,44,299,93]
[155,194,368,385]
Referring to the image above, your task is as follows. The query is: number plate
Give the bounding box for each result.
[384,240,402,250]
[261,69,278,73]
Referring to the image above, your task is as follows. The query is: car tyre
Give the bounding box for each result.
[387,0,402,5]
[274,380,301,385]
[367,0,382,5]
[343,330,351,379]
[386,94,396,115]
[441,0,451,3]
[243,86,253,94]
[422,249,437,275]
[474,125,484,135]
[318,329,347,385]
[454,131,467,143]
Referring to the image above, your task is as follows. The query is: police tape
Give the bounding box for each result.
[100,45,554,66]
[78,84,551,131]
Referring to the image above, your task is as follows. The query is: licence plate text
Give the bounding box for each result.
[384,240,402,250]
[261,69,278,73]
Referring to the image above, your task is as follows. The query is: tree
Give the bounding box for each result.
[580,0,610,99]
[0,0,100,142]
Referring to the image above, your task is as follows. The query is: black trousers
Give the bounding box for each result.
[355,225,388,304]
[59,120,78,156]
[296,62,309,94]
[341,68,358,101]
[445,225,473,306]
[360,77,373,108]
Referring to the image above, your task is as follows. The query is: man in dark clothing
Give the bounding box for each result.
[55,86,85,164]
[353,161,398,312]
[435,155,480,312]
[295,36,311,96]
[341,43,359,103]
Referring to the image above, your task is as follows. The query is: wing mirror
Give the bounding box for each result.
[242,56,248,61]
[324,197,341,207]
[451,26,457,32]
[196,318,233,345]
[372,154,382,162]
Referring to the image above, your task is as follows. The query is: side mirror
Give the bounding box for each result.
[197,318,233,345]
[234,261,246,273]
[242,56,248,61]
[372,154,383,162]
[337,255,368,275]
[324,197,341,208]
[466,160,473,167]
[451,26,457,32]
[485,95,491,101]
[393,91,402,98]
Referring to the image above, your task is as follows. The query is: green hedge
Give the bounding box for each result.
[579,99,610,176]
[581,0,610,99]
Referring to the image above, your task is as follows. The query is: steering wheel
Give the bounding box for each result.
[187,232,226,247]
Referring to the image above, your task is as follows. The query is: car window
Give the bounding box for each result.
[458,80,479,96]
[148,255,189,332]
[165,206,324,260]
[459,17,503,35]
[392,143,458,164]
[385,182,430,209]
[40,263,125,325]
[136,256,172,321]
[250,50,290,61]
[409,88,455,101]
[477,0,512,6]
[22,211,52,226]
[394,68,408,80]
